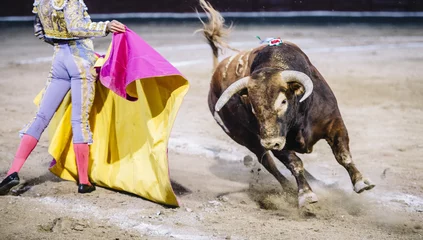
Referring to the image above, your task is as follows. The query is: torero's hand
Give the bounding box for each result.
[107,20,126,33]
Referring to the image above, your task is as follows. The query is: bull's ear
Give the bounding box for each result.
[289,82,305,96]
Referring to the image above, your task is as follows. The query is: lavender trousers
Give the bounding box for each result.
[21,40,97,144]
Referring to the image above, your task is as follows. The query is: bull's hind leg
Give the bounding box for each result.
[327,119,375,193]
[273,151,318,208]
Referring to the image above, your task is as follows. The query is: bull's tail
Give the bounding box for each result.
[196,0,238,70]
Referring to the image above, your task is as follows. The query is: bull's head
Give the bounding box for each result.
[215,68,313,151]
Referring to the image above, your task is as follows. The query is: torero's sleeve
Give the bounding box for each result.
[33,1,53,45]
[34,14,54,45]
[63,0,109,38]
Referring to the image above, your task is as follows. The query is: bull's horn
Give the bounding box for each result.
[215,77,249,111]
[280,70,313,102]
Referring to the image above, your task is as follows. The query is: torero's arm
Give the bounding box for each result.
[63,0,109,38]
[33,0,53,45]
[34,14,54,46]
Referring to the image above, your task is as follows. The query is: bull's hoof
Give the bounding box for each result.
[298,190,318,208]
[354,178,375,193]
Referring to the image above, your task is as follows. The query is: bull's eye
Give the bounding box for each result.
[274,92,288,114]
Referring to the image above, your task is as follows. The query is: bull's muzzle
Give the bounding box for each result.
[260,137,286,151]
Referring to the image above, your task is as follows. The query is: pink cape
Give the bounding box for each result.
[99,28,184,100]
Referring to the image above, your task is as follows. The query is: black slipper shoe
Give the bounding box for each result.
[78,184,96,194]
[0,172,20,195]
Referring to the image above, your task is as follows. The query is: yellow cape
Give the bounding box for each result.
[34,50,189,207]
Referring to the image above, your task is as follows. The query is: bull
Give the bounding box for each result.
[197,0,375,208]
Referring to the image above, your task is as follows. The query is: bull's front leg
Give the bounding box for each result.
[258,151,293,191]
[327,119,375,193]
[273,150,318,208]
[247,145,293,192]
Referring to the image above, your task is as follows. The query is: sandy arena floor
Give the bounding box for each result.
[0,22,422,239]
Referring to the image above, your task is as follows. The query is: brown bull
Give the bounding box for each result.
[198,0,375,208]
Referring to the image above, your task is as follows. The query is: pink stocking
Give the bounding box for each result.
[7,135,38,176]
[73,143,90,185]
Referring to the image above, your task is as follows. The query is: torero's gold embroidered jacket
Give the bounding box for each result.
[33,0,109,42]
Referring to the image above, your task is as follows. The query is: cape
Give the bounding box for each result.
[34,28,189,207]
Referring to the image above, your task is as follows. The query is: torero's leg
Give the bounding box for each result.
[10,62,70,175]
[1,55,71,195]
[67,43,96,193]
